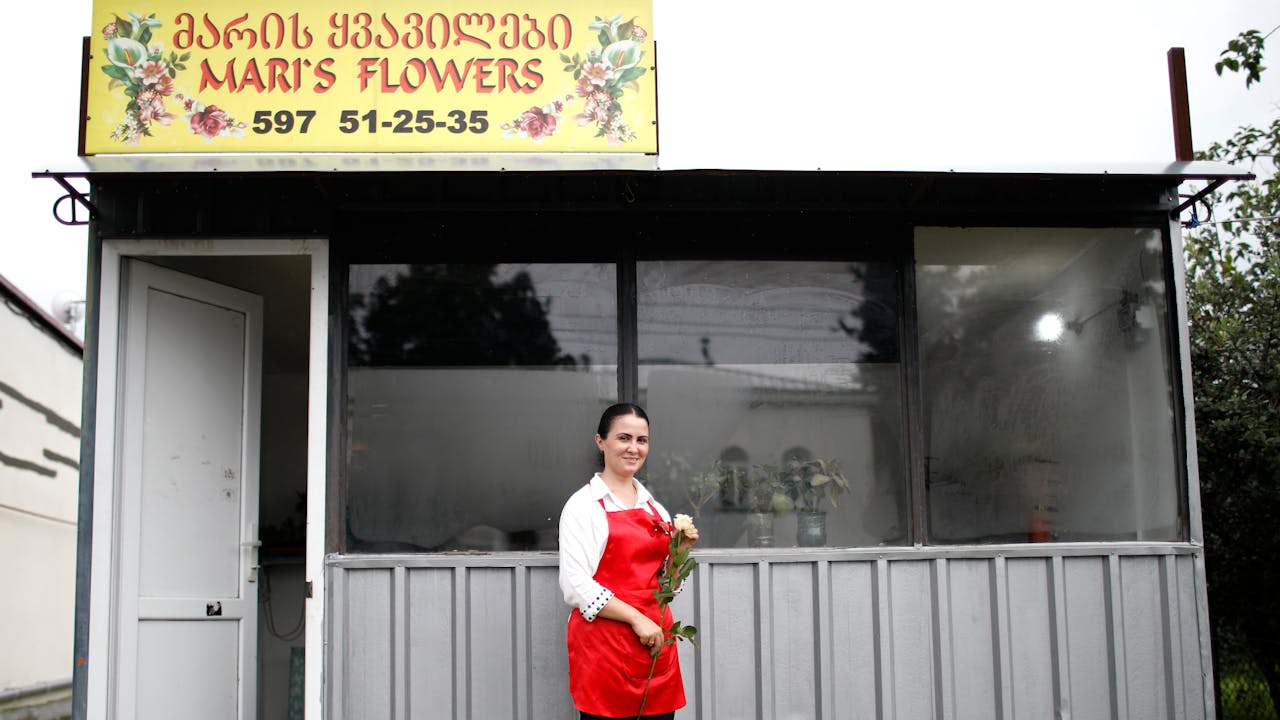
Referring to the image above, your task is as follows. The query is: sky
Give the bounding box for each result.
[2,0,1276,340]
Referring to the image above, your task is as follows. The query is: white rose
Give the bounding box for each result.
[672,513,695,535]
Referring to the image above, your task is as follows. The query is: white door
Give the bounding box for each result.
[114,259,262,720]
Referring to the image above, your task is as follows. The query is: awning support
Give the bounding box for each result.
[32,172,98,226]
[1174,177,1227,228]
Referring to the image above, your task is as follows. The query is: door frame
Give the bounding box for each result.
[87,238,329,720]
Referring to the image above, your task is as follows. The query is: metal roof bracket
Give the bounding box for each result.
[32,172,98,226]
[1173,177,1227,227]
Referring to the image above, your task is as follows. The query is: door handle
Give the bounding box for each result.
[242,523,261,583]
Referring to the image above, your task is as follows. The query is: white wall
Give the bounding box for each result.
[0,288,82,691]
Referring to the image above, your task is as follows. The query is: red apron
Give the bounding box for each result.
[567,499,686,717]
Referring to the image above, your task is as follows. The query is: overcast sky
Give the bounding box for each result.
[3,0,1276,339]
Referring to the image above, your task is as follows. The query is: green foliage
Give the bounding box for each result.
[761,457,852,513]
[746,464,788,513]
[652,529,696,613]
[1190,26,1280,716]
[638,524,697,718]
[651,454,738,518]
[1216,28,1272,88]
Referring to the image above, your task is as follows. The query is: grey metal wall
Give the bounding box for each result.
[327,545,1211,720]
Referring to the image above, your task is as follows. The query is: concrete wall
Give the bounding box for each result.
[0,284,82,693]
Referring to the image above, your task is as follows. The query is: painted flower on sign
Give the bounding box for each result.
[190,105,232,140]
[503,12,649,147]
[500,100,565,142]
[98,11,245,146]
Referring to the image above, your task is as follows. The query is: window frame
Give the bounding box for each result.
[331,213,1189,552]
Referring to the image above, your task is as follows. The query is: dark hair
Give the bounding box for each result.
[596,403,649,439]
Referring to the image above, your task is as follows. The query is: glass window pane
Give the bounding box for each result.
[915,228,1182,543]
[345,263,616,552]
[637,261,908,549]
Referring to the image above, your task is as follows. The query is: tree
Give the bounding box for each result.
[1188,24,1280,716]
[349,264,577,367]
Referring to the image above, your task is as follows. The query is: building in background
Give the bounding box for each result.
[0,273,82,720]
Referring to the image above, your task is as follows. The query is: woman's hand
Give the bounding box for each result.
[630,614,664,650]
[596,597,665,649]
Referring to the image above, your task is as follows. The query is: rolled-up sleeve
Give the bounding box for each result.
[558,489,612,622]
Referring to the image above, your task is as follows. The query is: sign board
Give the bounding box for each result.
[83,1,656,154]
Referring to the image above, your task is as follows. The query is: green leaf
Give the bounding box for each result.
[617,66,646,83]
[101,64,130,81]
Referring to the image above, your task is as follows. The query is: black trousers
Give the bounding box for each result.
[583,707,680,712]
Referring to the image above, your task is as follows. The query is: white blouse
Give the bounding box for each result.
[557,473,673,622]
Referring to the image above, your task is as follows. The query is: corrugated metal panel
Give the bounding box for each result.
[327,546,1209,720]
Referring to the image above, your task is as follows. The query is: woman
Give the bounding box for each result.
[558,403,698,720]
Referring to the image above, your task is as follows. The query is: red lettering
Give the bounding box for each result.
[173,13,195,50]
[265,58,296,92]
[199,58,236,92]
[198,14,221,50]
[376,13,399,49]
[351,13,373,49]
[547,14,571,50]
[452,13,493,49]
[259,13,284,49]
[379,58,401,92]
[472,58,494,93]
[426,58,471,92]
[238,58,267,92]
[347,56,547,94]
[425,13,450,49]
[259,12,312,50]
[328,13,348,49]
[356,57,379,92]
[495,58,520,93]
[312,58,336,93]
[499,13,520,50]
[402,13,424,49]
[520,59,543,92]
[222,14,255,49]
[402,59,426,91]
[521,14,545,50]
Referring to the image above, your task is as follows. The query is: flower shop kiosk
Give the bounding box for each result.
[48,1,1247,718]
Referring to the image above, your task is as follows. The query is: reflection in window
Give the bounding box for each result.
[718,446,750,509]
[345,264,617,552]
[916,228,1181,543]
[637,261,908,548]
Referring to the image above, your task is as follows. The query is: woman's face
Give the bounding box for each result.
[596,413,650,479]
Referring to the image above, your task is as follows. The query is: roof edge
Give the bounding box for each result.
[0,273,84,355]
[30,155,1253,181]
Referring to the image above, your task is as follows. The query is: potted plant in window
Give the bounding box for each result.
[651,454,737,545]
[684,460,730,520]
[780,458,851,547]
[744,465,787,548]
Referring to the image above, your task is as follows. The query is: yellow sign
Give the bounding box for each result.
[83,1,655,154]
